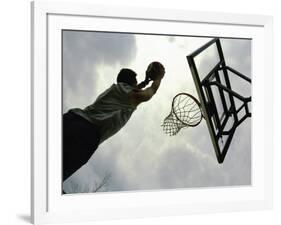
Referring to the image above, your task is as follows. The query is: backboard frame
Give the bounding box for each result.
[187,38,251,163]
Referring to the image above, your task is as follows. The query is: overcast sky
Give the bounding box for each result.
[62,30,251,193]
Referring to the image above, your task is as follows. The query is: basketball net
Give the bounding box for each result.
[162,93,203,136]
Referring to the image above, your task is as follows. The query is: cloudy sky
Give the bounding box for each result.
[62,30,251,193]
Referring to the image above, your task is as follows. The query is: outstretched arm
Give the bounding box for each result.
[129,73,164,106]
[136,79,150,89]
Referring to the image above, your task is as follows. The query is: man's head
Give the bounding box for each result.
[117,68,137,87]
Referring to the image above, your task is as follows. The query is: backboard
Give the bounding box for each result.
[186,38,251,163]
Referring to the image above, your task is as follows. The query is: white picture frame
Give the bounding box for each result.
[31,1,273,224]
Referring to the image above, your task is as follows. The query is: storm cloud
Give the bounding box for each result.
[63,31,137,112]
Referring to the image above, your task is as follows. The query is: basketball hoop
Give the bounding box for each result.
[162,93,203,136]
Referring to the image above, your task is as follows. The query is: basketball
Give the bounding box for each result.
[146,61,164,80]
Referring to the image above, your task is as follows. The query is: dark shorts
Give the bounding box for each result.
[63,111,101,182]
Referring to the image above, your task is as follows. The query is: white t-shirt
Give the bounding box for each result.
[70,82,137,144]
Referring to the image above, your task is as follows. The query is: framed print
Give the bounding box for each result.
[31,1,273,224]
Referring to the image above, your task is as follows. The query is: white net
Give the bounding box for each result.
[162,93,203,136]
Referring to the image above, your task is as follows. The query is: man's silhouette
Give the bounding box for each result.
[63,62,165,182]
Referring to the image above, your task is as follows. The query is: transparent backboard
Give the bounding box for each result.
[186,38,251,163]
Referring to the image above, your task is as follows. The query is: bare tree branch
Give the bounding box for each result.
[93,173,111,192]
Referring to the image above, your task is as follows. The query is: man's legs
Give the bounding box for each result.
[63,111,100,182]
